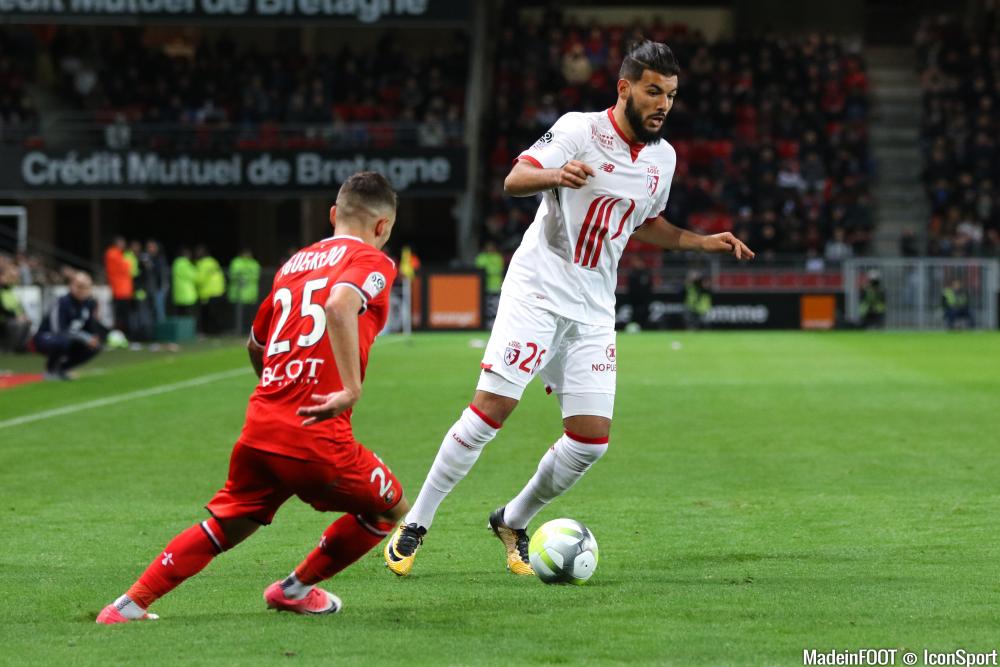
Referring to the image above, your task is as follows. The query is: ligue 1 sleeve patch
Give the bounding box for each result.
[532,130,554,148]
[362,271,387,298]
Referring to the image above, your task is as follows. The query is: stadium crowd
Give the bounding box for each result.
[66,28,467,150]
[482,10,873,272]
[916,10,1000,257]
[4,19,876,272]
[0,251,69,287]
[2,26,467,151]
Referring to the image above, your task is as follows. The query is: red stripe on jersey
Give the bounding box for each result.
[582,198,619,267]
[469,404,502,429]
[609,199,636,241]
[585,198,617,267]
[580,197,614,266]
[590,218,611,268]
[564,430,610,445]
[514,154,543,169]
[574,195,607,264]
[592,197,626,267]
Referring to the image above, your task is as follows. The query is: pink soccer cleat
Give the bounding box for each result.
[263,581,342,615]
[95,604,160,625]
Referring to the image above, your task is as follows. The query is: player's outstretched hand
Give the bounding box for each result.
[297,390,360,426]
[701,232,755,260]
[555,160,596,189]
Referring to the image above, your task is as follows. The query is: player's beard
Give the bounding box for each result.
[624,94,667,144]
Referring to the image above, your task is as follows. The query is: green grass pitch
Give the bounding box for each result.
[1,331,998,666]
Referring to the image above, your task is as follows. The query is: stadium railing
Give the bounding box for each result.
[844,257,999,330]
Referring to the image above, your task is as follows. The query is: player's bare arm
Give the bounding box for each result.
[247,337,265,378]
[504,158,596,197]
[632,216,755,260]
[297,285,364,426]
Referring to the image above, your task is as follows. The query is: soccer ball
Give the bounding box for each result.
[528,518,598,585]
[106,329,129,350]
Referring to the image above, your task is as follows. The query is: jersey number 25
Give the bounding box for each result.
[266,278,329,357]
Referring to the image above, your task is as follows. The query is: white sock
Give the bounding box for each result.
[405,406,500,530]
[113,594,148,620]
[280,572,313,600]
[503,432,609,529]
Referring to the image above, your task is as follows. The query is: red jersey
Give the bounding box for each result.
[240,235,397,463]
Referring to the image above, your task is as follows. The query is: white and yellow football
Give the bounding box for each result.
[528,518,598,585]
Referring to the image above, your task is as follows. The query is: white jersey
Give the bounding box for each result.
[502,108,677,326]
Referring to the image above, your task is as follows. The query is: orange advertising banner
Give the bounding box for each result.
[800,295,836,329]
[427,273,483,329]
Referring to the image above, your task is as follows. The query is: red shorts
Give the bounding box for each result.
[206,440,402,525]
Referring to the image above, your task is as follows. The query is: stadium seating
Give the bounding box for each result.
[482,10,874,264]
[915,12,1000,257]
[3,26,467,151]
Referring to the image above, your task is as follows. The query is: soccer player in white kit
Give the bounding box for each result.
[386,41,754,576]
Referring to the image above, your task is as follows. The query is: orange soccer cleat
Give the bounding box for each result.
[488,507,534,576]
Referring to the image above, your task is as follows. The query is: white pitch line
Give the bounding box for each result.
[0,367,250,430]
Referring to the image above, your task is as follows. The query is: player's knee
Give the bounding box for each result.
[388,496,410,522]
[563,414,612,441]
[369,497,409,526]
[215,516,260,548]
[471,389,518,426]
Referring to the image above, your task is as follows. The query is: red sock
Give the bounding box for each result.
[126,518,230,609]
[294,514,395,585]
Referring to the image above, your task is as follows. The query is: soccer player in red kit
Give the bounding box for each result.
[97,172,406,623]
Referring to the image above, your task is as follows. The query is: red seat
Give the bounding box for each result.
[688,140,713,168]
[708,140,733,161]
[689,212,733,234]
[776,139,800,159]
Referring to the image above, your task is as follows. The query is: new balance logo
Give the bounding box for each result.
[161,552,174,567]
[599,162,615,173]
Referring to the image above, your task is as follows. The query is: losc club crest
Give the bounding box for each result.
[646,165,660,196]
[504,341,522,366]
[605,343,616,362]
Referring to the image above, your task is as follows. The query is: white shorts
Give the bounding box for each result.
[476,294,617,419]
